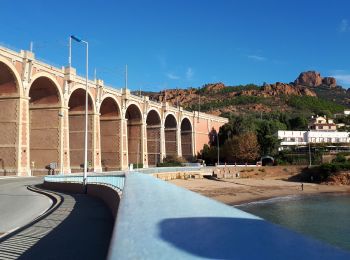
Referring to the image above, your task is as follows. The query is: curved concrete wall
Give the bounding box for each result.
[43,182,120,218]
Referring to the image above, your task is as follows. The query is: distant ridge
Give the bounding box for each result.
[140,71,349,117]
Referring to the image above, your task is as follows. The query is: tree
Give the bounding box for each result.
[256,120,284,156]
[223,132,260,163]
[288,116,308,130]
[199,144,218,165]
[219,115,256,145]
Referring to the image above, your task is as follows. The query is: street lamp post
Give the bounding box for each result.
[308,128,312,167]
[217,131,220,166]
[70,35,89,186]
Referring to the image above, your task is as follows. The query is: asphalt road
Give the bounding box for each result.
[0,177,52,234]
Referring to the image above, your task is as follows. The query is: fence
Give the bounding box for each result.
[44,173,125,192]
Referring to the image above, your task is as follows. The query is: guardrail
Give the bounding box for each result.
[43,166,202,191]
[132,166,201,174]
[44,173,126,192]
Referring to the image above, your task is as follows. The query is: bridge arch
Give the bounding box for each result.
[99,96,121,171]
[0,59,22,173]
[125,103,143,167]
[0,57,22,97]
[164,113,178,158]
[180,117,193,161]
[27,72,63,101]
[68,88,95,172]
[146,109,161,166]
[28,76,62,175]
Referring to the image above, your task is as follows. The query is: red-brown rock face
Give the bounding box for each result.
[260,82,316,96]
[294,71,337,88]
[322,77,337,88]
[294,71,323,87]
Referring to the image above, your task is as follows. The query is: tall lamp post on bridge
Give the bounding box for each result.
[217,130,220,166]
[70,35,89,186]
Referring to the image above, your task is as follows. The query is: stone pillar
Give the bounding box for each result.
[160,125,165,162]
[93,112,102,172]
[18,97,30,176]
[142,118,148,168]
[177,125,182,157]
[60,107,70,174]
[191,130,196,157]
[192,114,197,157]
[121,116,128,170]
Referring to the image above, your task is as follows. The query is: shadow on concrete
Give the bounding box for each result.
[158,217,350,259]
[0,187,114,260]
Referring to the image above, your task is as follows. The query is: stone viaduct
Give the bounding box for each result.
[0,46,228,176]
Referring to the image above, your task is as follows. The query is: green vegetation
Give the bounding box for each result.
[199,114,282,164]
[285,96,345,115]
[187,96,265,112]
[157,155,186,167]
[275,151,322,165]
[295,161,350,183]
[198,110,349,166]
[197,83,260,94]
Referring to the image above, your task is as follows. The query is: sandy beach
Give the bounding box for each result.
[169,166,350,205]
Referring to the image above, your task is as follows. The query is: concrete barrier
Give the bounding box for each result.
[43,182,120,218]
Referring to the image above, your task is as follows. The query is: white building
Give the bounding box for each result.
[308,116,336,131]
[278,116,350,149]
[278,130,350,147]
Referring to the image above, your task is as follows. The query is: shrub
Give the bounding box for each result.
[292,162,350,183]
[332,154,346,163]
[157,156,186,167]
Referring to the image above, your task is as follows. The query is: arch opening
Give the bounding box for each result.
[29,77,61,175]
[0,62,20,173]
[181,118,193,161]
[126,104,142,167]
[68,89,94,172]
[100,97,121,171]
[146,110,161,166]
[164,114,178,158]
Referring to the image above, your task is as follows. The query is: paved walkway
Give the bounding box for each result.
[0,187,114,260]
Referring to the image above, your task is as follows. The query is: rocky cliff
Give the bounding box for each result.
[143,71,347,116]
[294,71,337,88]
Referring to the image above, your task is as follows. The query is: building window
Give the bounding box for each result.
[335,138,340,143]
[327,138,332,143]
[328,126,331,129]
[319,126,323,129]
[290,138,295,142]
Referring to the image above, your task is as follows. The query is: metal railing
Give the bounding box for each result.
[44,166,201,192]
[44,173,125,192]
[130,166,201,174]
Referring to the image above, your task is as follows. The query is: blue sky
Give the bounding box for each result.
[2,0,350,91]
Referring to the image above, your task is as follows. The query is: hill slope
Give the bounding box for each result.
[143,71,349,118]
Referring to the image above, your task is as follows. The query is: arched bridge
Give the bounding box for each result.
[0,46,228,176]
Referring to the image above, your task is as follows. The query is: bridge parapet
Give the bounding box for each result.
[111,173,349,259]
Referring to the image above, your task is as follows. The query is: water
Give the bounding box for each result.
[237,193,350,251]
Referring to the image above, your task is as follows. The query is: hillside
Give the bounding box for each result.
[143,71,350,118]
